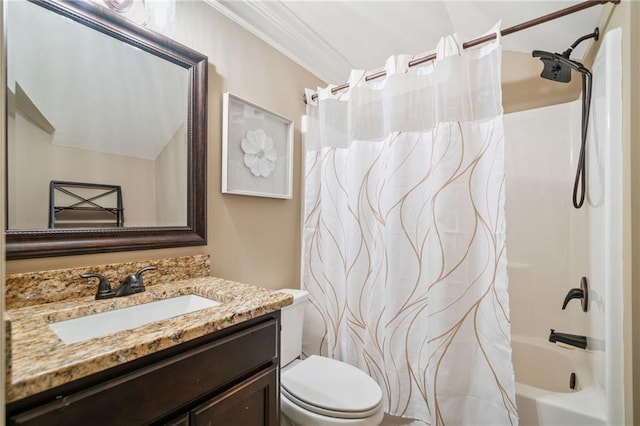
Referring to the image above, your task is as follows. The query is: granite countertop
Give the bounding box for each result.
[5,277,292,403]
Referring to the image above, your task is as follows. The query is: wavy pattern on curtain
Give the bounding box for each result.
[302,27,517,425]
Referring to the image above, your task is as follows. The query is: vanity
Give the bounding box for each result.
[4,262,292,425]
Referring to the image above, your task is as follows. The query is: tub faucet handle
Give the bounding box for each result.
[561,276,588,312]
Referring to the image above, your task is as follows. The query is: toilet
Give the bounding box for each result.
[279,289,384,426]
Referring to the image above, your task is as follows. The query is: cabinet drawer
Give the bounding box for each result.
[10,319,278,426]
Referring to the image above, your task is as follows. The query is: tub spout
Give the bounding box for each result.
[549,329,587,349]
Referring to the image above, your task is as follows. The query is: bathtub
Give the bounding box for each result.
[512,336,607,426]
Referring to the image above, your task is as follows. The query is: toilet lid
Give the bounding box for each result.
[281,355,382,419]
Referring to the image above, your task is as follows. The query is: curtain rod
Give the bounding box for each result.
[303,0,619,104]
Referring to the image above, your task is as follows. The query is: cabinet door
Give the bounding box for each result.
[191,366,278,426]
[163,412,190,426]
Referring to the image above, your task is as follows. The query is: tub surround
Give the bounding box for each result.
[4,255,292,404]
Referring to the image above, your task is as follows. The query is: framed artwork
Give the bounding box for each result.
[222,93,294,199]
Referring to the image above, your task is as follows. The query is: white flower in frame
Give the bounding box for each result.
[241,128,277,177]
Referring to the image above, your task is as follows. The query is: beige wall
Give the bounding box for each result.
[501,50,581,114]
[5,2,325,293]
[8,112,157,228]
[155,123,187,226]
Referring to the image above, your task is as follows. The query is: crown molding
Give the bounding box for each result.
[205,0,350,84]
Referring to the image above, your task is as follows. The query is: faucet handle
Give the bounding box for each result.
[81,273,115,300]
[561,288,584,309]
[134,265,158,286]
[561,276,589,312]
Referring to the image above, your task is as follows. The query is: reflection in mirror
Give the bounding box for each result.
[8,0,188,229]
[5,0,207,259]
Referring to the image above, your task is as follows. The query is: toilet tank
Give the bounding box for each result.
[279,288,309,366]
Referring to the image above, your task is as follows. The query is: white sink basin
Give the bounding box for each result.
[49,294,221,344]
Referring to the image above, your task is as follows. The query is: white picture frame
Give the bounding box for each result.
[222,93,294,199]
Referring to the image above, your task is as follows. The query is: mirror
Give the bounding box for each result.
[5,0,207,259]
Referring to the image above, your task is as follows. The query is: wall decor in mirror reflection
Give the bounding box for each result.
[222,93,293,199]
[4,0,207,259]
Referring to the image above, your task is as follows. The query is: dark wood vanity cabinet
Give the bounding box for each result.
[7,312,281,426]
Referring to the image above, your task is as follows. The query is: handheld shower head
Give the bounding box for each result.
[531,28,598,210]
[532,28,598,83]
[532,50,573,82]
[531,50,588,82]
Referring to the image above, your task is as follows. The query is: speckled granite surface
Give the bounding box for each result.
[5,277,292,403]
[5,255,210,309]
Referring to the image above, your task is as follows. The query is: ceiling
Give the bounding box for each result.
[9,0,187,161]
[206,1,605,85]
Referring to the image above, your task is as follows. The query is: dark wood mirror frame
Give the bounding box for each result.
[5,0,207,260]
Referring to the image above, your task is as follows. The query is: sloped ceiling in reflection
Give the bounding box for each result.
[9,82,56,134]
[7,1,188,161]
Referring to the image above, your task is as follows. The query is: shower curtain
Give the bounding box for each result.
[302,27,517,425]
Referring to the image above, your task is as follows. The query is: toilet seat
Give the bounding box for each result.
[281,355,383,419]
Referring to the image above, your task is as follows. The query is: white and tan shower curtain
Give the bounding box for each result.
[302,27,517,425]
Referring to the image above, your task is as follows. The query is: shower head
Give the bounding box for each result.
[532,28,598,83]
[531,50,584,83]
[531,29,598,210]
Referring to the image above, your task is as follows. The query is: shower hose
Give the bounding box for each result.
[573,69,592,209]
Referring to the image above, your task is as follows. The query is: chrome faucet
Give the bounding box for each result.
[82,265,158,300]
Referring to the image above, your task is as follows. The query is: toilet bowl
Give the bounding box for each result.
[281,356,384,425]
[279,289,384,426]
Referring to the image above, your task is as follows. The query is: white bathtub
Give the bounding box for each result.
[512,336,607,426]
